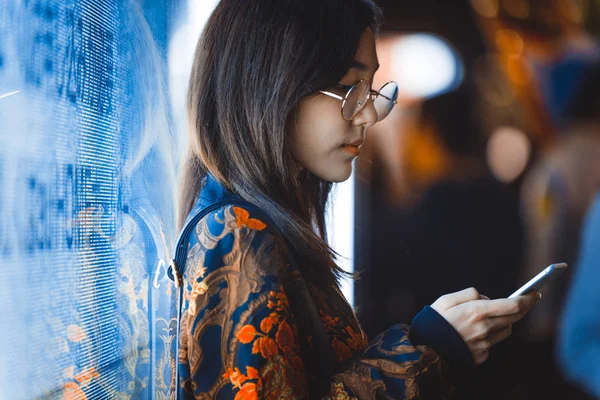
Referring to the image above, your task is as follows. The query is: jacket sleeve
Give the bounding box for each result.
[177,205,460,399]
[328,313,462,400]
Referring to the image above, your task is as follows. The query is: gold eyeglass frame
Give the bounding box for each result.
[319,79,399,121]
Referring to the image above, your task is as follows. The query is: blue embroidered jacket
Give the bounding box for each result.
[176,175,470,399]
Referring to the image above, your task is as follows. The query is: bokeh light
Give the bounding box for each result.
[486,126,532,182]
[470,0,500,18]
[495,28,524,54]
[391,34,463,99]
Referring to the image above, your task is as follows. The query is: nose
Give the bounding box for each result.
[352,96,378,128]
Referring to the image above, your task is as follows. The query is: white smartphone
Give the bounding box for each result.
[508,263,568,299]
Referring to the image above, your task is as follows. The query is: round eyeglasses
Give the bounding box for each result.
[319,80,399,121]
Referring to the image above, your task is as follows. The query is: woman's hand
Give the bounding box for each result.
[431,287,540,365]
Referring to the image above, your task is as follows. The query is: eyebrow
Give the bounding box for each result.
[350,60,380,73]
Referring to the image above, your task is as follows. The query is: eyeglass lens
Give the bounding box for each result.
[342,81,399,121]
[342,80,370,120]
[373,82,399,121]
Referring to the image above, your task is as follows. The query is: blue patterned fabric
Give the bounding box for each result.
[176,175,454,399]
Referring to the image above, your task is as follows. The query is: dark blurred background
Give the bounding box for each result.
[354,1,600,399]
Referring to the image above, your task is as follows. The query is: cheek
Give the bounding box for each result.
[291,97,345,156]
[289,97,355,182]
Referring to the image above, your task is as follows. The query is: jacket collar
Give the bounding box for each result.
[182,173,241,229]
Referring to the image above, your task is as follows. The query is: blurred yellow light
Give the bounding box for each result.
[405,124,449,185]
[505,55,531,85]
[495,28,524,54]
[471,0,499,18]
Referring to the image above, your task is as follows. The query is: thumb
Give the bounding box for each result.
[434,287,481,310]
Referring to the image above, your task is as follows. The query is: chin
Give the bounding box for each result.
[316,163,353,183]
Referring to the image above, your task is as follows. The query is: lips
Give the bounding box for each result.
[341,144,361,157]
[340,137,364,157]
[347,139,365,147]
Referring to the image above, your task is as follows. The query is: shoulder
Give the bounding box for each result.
[184,204,291,281]
[188,204,274,247]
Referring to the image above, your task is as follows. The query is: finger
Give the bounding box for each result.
[486,313,521,331]
[436,287,481,310]
[471,326,512,362]
[480,294,490,301]
[473,350,489,366]
[479,293,540,318]
[488,325,512,346]
[486,303,536,330]
[511,292,541,316]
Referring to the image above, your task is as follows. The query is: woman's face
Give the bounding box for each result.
[290,28,380,182]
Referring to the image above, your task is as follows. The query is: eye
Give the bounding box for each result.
[336,83,353,91]
[335,83,353,94]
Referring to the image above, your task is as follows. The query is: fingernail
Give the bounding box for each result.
[537,293,542,301]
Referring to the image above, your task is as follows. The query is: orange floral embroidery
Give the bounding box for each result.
[260,316,275,334]
[233,207,267,231]
[269,312,281,321]
[268,288,290,311]
[234,382,258,400]
[320,309,340,329]
[319,305,366,361]
[246,366,260,379]
[344,326,366,351]
[229,289,304,397]
[223,367,247,389]
[252,339,261,355]
[259,337,279,359]
[275,319,294,354]
[332,337,353,362]
[237,325,257,344]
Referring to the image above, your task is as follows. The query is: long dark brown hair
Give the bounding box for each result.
[181,0,382,289]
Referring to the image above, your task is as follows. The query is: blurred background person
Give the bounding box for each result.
[517,64,600,399]
[520,65,600,341]
[558,192,600,399]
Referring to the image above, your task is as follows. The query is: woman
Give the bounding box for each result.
[174,0,540,398]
